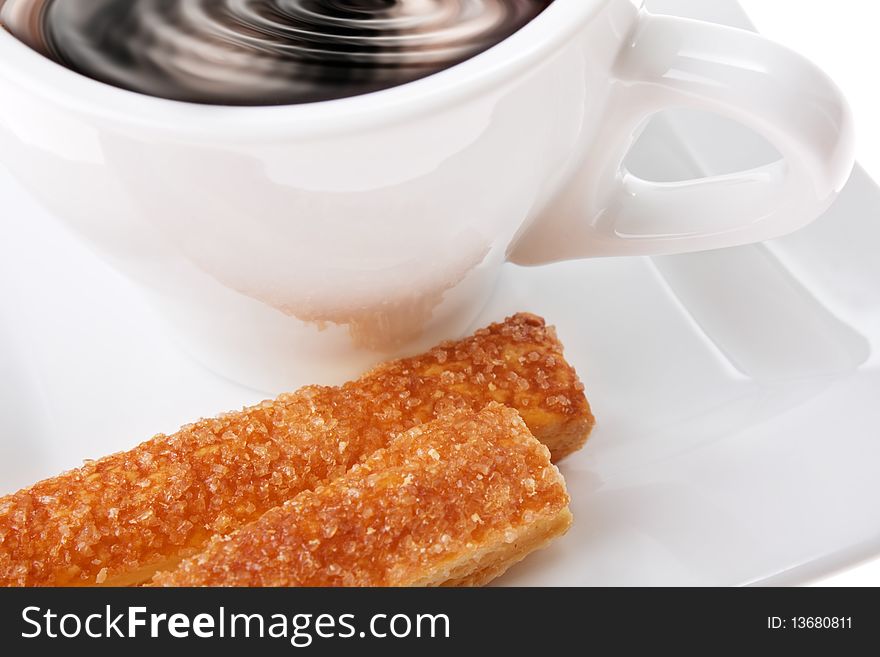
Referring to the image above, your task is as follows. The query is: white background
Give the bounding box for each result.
[739,0,880,586]
[740,0,879,182]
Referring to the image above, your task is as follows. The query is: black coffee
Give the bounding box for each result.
[1,0,552,105]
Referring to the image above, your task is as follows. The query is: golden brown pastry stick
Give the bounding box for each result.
[0,313,592,587]
[153,404,571,587]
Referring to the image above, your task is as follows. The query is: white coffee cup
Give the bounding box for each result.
[0,0,854,391]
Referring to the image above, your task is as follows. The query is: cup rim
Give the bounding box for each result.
[0,0,608,138]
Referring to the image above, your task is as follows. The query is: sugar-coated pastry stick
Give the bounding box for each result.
[0,313,592,586]
[153,404,571,587]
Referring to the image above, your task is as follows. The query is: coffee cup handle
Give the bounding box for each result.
[509,11,855,263]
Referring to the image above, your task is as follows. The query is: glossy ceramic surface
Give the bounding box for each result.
[0,0,854,390]
[1,0,876,586]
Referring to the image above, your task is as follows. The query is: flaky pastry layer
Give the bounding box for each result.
[0,313,592,586]
[153,404,571,587]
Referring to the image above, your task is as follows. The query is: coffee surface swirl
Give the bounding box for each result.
[1,0,552,105]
